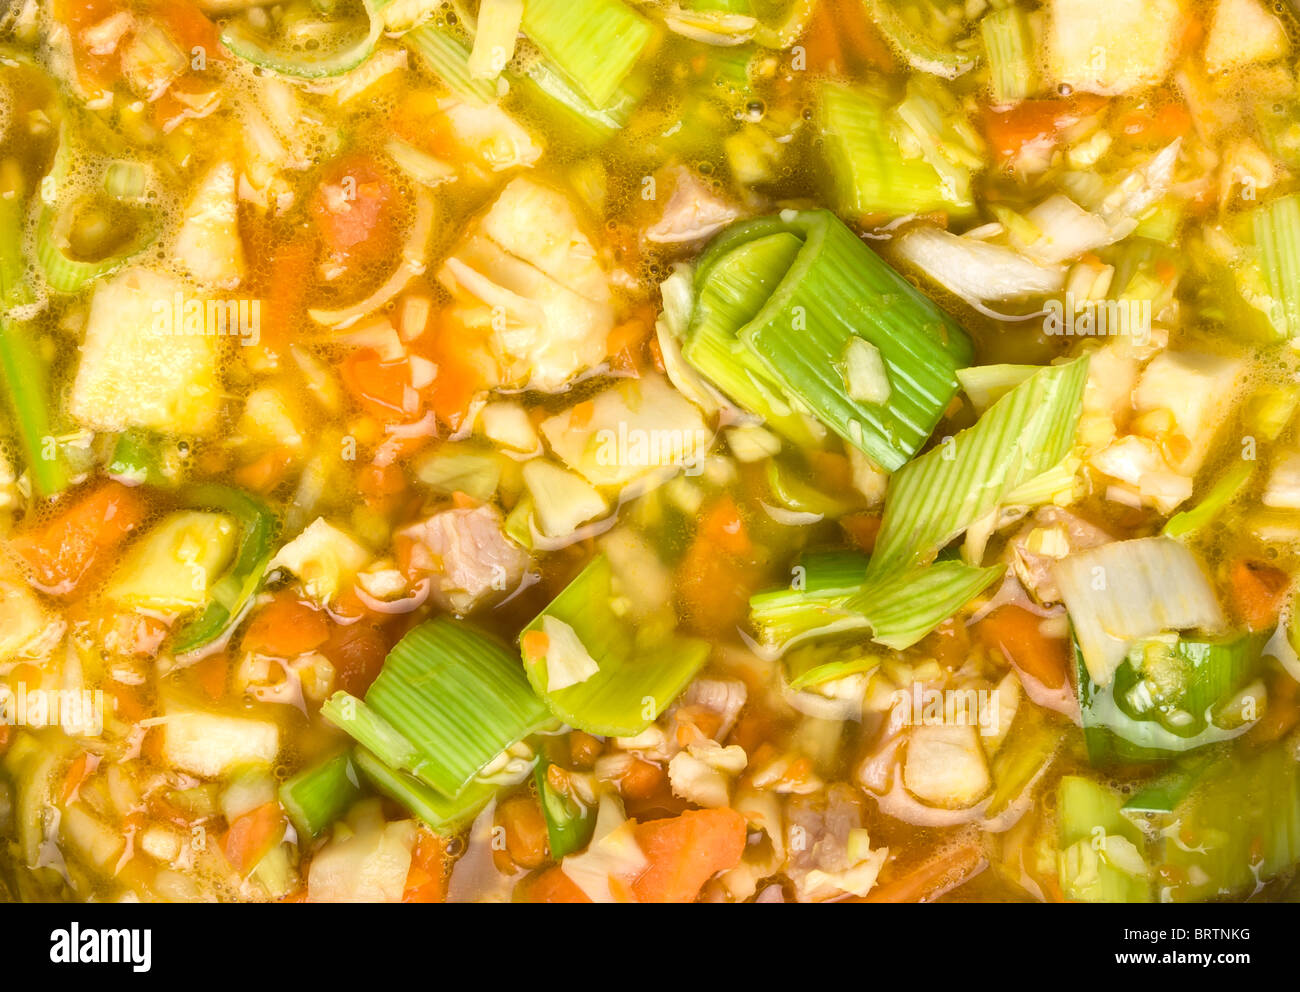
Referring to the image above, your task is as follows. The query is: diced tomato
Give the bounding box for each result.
[982,95,1109,162]
[309,155,398,270]
[11,482,147,596]
[242,593,332,658]
[418,311,499,431]
[254,230,318,363]
[321,619,391,697]
[524,865,592,903]
[976,604,1070,690]
[193,652,229,701]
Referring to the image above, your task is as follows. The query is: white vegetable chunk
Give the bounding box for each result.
[70,268,223,436]
[1203,0,1289,74]
[174,161,245,289]
[162,703,279,778]
[1048,0,1185,95]
[267,517,373,604]
[1132,350,1245,475]
[902,724,991,809]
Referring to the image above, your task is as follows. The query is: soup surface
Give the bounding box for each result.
[1,0,1300,904]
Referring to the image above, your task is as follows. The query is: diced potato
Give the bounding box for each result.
[1090,435,1193,514]
[902,724,991,809]
[308,803,418,903]
[479,401,538,452]
[1048,0,1185,95]
[1132,351,1245,475]
[522,459,609,539]
[237,383,308,451]
[174,161,246,289]
[1204,0,1289,75]
[70,268,223,436]
[439,99,544,173]
[438,177,613,391]
[61,802,125,871]
[540,375,712,488]
[1263,451,1300,510]
[0,566,62,662]
[107,511,237,612]
[162,702,280,778]
[266,517,372,604]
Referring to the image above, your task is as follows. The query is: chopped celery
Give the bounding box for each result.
[980,4,1036,105]
[535,760,594,859]
[468,0,523,80]
[893,75,985,209]
[348,618,552,798]
[279,752,362,840]
[1122,753,1217,814]
[847,559,1004,650]
[955,363,1037,414]
[1161,460,1254,538]
[320,693,420,772]
[866,358,1089,580]
[686,210,974,471]
[520,0,652,107]
[519,555,710,736]
[171,485,278,655]
[1056,776,1152,903]
[510,60,643,148]
[818,81,971,220]
[352,747,498,836]
[1252,193,1300,340]
[749,550,871,650]
[1160,745,1300,902]
[405,22,497,104]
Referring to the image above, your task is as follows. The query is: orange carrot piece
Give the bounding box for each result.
[841,512,882,553]
[1229,560,1290,631]
[222,801,285,877]
[524,865,592,903]
[857,842,985,903]
[11,482,146,595]
[242,593,332,658]
[403,830,447,903]
[976,604,1070,690]
[630,807,748,903]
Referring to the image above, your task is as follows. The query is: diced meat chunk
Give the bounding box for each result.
[645,168,739,245]
[1007,505,1113,604]
[399,504,529,613]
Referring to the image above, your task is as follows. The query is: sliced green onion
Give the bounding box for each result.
[0,194,69,498]
[979,4,1036,105]
[171,485,279,655]
[749,550,870,650]
[279,751,362,840]
[1252,192,1300,340]
[520,555,710,737]
[221,0,393,79]
[520,0,652,107]
[686,210,974,471]
[405,22,498,104]
[1159,745,1300,902]
[105,430,183,488]
[535,760,594,859]
[352,747,498,835]
[818,81,970,220]
[35,131,154,293]
[862,0,977,79]
[102,160,150,201]
[866,357,1088,580]
[1074,629,1265,765]
[1162,460,1254,538]
[846,559,1004,650]
[359,618,552,798]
